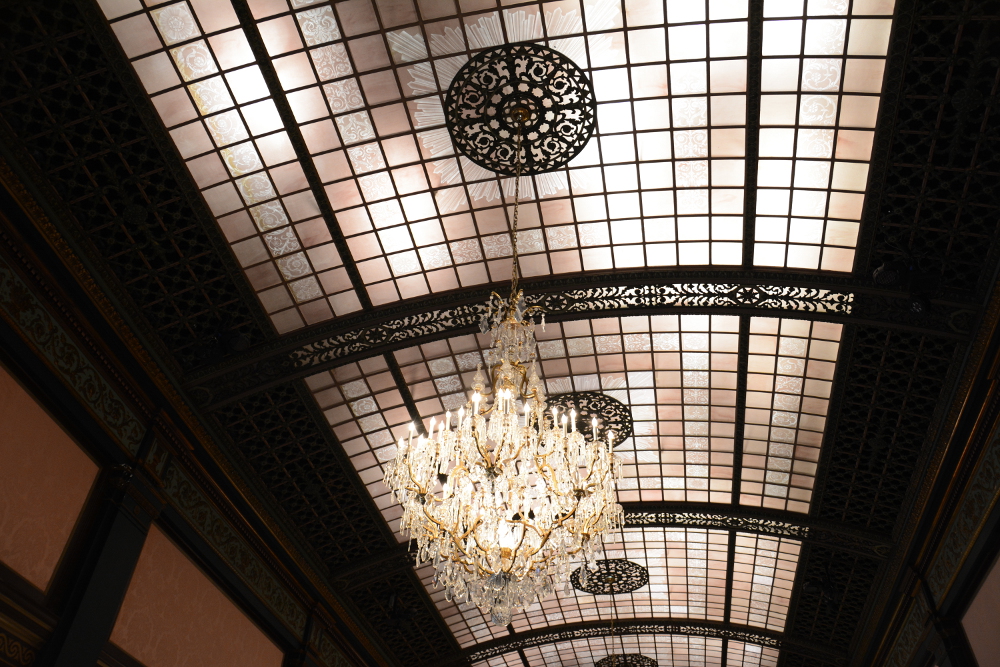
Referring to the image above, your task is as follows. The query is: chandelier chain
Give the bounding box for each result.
[511,114,524,297]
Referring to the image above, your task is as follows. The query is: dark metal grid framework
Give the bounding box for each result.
[0,0,997,666]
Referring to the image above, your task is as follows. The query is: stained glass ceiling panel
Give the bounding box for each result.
[752,0,895,270]
[99,0,894,334]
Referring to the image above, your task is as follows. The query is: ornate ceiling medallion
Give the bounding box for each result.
[595,655,658,667]
[571,559,649,595]
[547,392,633,449]
[444,43,596,176]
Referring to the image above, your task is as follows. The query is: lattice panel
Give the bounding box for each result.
[865,2,1000,293]
[345,569,458,661]
[211,383,387,565]
[813,327,958,531]
[782,545,880,647]
[0,0,266,368]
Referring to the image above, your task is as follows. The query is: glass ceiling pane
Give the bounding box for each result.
[730,532,800,631]
[740,317,842,512]
[101,0,364,334]
[753,0,895,271]
[727,640,781,667]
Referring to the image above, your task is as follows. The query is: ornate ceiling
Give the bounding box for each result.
[0,0,998,665]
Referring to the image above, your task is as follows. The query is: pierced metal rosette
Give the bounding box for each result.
[595,655,658,667]
[571,559,649,595]
[444,43,596,176]
[547,391,633,449]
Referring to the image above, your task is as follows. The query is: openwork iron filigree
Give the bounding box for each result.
[445,43,596,175]
[547,392,633,448]
[571,559,649,594]
[596,655,657,667]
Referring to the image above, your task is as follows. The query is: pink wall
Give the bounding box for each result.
[0,364,98,591]
[111,524,284,667]
[964,554,1000,667]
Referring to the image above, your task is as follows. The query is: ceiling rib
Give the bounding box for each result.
[450,618,844,667]
[731,316,751,503]
[229,0,372,310]
[386,353,428,436]
[621,502,889,558]
[741,0,764,269]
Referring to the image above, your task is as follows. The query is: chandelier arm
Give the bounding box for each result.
[404,456,428,494]
[470,431,496,469]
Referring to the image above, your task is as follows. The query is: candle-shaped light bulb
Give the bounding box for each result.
[398,437,406,453]
[445,411,451,431]
[408,422,414,449]
[570,409,577,432]
[591,416,598,442]
[429,416,436,439]
[607,432,613,453]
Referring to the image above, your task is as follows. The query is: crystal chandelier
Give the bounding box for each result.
[384,47,621,626]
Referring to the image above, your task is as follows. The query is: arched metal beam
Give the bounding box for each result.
[188,272,975,409]
[622,502,891,559]
[443,618,845,666]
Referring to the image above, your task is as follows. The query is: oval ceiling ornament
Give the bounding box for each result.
[595,655,658,667]
[547,391,633,449]
[571,559,649,595]
[444,43,597,176]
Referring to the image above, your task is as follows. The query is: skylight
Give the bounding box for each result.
[98,0,894,335]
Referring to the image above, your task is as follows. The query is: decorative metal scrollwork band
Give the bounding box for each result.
[189,277,974,410]
[290,284,854,371]
[596,655,657,667]
[624,510,891,558]
[462,619,845,664]
[571,559,649,595]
